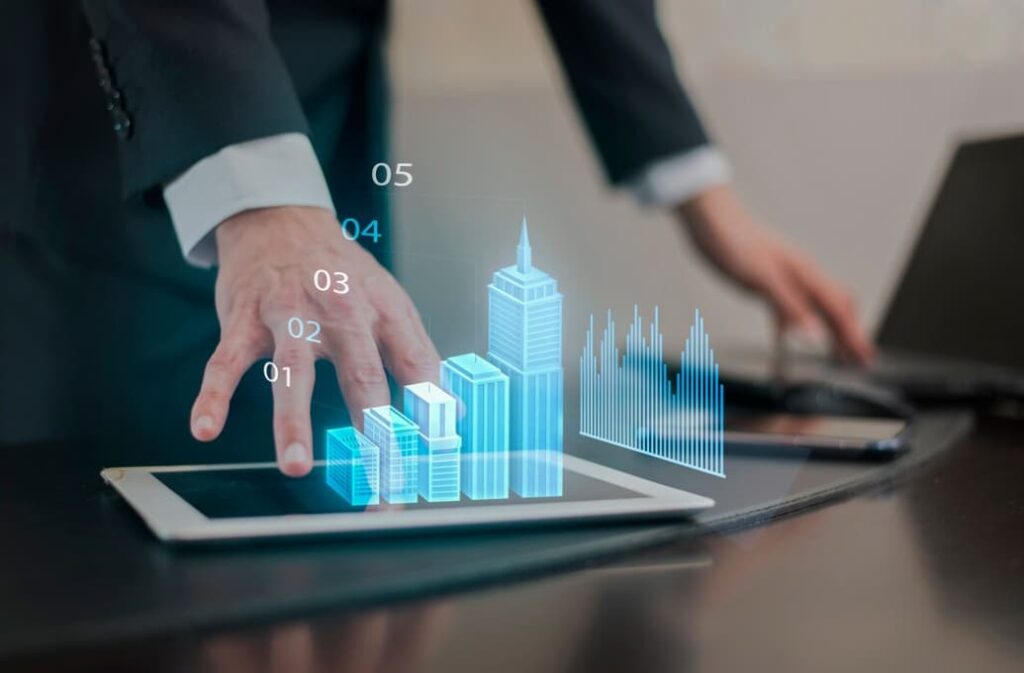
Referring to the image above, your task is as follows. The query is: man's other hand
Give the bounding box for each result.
[677,185,874,364]
[189,206,440,477]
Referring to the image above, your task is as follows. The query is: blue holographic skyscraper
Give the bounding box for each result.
[363,406,420,504]
[487,219,564,498]
[441,353,510,500]
[325,426,380,506]
[403,382,461,503]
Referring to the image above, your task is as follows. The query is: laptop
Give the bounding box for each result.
[725,133,1024,404]
[868,133,1024,401]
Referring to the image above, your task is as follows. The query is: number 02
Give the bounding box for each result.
[287,317,322,343]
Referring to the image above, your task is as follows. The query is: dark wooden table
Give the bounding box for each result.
[4,414,1022,673]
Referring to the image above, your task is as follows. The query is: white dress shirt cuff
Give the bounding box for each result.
[163,133,336,268]
[629,145,732,207]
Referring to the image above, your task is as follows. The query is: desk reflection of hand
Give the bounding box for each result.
[200,603,450,673]
[187,206,441,477]
[676,185,874,364]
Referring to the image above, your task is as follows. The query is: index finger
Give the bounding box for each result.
[790,260,875,364]
[267,331,317,477]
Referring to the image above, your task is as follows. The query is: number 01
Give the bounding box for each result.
[263,362,291,387]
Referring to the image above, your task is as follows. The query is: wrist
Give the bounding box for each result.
[675,186,743,249]
[675,184,737,229]
[214,206,339,263]
[164,134,335,268]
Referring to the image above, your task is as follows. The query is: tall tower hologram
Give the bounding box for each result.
[487,219,564,497]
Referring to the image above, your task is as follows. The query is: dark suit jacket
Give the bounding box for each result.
[0,0,708,453]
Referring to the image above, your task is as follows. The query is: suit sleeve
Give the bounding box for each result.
[81,0,309,198]
[534,0,710,185]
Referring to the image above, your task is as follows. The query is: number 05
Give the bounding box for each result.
[371,162,412,187]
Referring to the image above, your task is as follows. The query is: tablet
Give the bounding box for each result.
[101,455,714,543]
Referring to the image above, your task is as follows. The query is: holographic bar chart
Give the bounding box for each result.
[325,218,567,505]
[579,306,725,477]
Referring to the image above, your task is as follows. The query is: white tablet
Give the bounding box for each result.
[101,455,714,543]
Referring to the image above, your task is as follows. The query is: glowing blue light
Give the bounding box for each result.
[441,353,510,500]
[326,218,567,503]
[404,382,462,503]
[363,406,420,503]
[325,426,380,506]
[579,307,725,477]
[487,218,564,498]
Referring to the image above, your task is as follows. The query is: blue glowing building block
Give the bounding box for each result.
[325,426,380,506]
[403,382,462,503]
[362,405,419,504]
[441,353,510,500]
[487,218,564,498]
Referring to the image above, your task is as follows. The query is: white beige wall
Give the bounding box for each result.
[662,0,1024,77]
[387,1,1024,359]
[393,1,1024,87]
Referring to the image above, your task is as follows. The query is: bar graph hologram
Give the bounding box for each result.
[323,218,566,504]
[579,306,725,477]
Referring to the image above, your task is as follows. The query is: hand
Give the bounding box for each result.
[189,206,440,476]
[676,185,874,363]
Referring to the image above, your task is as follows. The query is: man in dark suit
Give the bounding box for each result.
[0,1,871,473]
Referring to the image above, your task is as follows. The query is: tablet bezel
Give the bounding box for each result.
[101,455,714,543]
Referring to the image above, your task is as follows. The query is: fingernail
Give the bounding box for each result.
[283,442,308,465]
[193,415,215,435]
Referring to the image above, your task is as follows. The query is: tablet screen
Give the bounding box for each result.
[156,466,644,519]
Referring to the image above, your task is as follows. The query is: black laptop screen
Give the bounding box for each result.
[877,134,1024,371]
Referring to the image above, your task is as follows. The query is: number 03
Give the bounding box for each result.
[313,269,350,295]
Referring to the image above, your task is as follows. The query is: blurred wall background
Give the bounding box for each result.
[385,0,1024,362]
